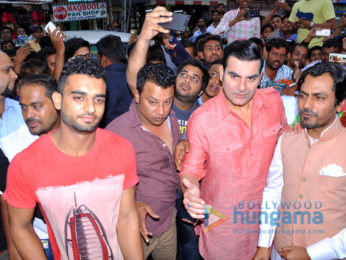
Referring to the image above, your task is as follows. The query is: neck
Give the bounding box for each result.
[201,93,211,103]
[307,116,336,139]
[50,124,96,157]
[200,27,206,33]
[213,21,220,26]
[265,62,278,80]
[283,31,292,38]
[174,97,194,111]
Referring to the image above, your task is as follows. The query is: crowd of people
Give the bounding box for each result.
[0,0,345,259]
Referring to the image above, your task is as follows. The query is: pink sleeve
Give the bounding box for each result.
[4,156,36,209]
[214,11,232,35]
[254,17,261,39]
[179,114,209,181]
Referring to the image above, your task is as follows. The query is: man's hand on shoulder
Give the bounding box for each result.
[174,139,190,171]
[136,201,159,243]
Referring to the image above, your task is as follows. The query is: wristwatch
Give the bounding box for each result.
[310,21,314,29]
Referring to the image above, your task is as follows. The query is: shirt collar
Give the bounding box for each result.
[304,115,342,145]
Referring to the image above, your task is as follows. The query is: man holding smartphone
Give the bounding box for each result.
[288,0,336,48]
[214,0,260,44]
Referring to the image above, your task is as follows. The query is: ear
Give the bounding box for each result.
[219,66,224,83]
[52,91,62,111]
[134,90,140,104]
[200,51,205,61]
[336,99,346,113]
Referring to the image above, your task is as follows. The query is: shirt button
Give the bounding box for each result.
[301,177,307,182]
[298,193,303,199]
[163,144,166,147]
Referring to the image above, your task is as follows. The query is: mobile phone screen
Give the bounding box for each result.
[159,13,191,32]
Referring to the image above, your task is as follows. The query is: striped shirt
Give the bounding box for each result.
[214,8,260,44]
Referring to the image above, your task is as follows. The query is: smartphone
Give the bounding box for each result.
[329,53,346,63]
[315,28,331,37]
[130,29,137,37]
[159,13,191,32]
[278,0,285,3]
[18,35,28,47]
[244,9,260,19]
[44,21,57,34]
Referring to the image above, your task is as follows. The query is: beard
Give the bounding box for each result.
[1,85,16,98]
[61,111,100,133]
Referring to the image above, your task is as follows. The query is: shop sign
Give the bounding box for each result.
[53,2,107,22]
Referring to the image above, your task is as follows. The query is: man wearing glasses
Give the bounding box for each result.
[64,37,92,62]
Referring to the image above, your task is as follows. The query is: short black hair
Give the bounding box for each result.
[20,58,49,78]
[1,40,15,50]
[0,26,13,35]
[308,46,322,59]
[65,38,90,61]
[271,15,282,22]
[177,59,209,93]
[223,40,263,73]
[147,44,166,64]
[249,37,264,54]
[38,47,56,61]
[266,38,289,53]
[322,37,342,52]
[58,57,106,94]
[200,34,223,51]
[96,35,127,64]
[290,43,308,54]
[39,36,53,49]
[17,74,58,99]
[137,63,175,94]
[3,48,16,57]
[261,24,274,35]
[297,62,346,106]
[182,40,194,49]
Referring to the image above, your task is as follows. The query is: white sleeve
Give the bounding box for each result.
[257,135,284,248]
[307,228,346,260]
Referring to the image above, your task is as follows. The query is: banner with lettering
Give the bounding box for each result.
[53,2,107,22]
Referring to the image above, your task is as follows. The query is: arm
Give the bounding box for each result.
[116,186,144,260]
[214,10,238,35]
[253,136,284,260]
[297,18,335,31]
[333,16,346,37]
[1,196,22,260]
[262,2,280,27]
[126,6,172,96]
[49,28,65,81]
[7,205,46,259]
[13,44,31,74]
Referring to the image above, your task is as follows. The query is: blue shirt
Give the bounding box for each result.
[260,61,293,88]
[0,98,25,138]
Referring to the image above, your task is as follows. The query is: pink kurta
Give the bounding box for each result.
[180,89,289,259]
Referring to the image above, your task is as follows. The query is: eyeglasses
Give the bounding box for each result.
[178,71,200,83]
[71,53,93,60]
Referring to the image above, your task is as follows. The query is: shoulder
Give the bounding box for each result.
[10,134,50,165]
[106,110,133,132]
[257,87,281,101]
[97,128,133,148]
[188,96,220,124]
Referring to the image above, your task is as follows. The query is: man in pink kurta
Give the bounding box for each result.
[179,40,289,259]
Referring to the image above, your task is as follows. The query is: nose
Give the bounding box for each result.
[10,67,18,80]
[25,106,35,120]
[302,96,313,110]
[238,78,247,92]
[85,98,96,113]
[156,103,165,116]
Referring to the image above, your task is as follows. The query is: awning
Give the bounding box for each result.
[150,0,226,5]
[0,0,52,3]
